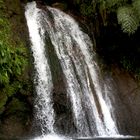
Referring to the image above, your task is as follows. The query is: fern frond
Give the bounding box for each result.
[132,0,140,20]
[117,6,139,34]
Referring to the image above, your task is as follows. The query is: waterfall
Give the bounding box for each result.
[25,2,55,134]
[25,1,119,138]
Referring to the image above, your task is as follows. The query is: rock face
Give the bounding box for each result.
[111,67,140,135]
[101,65,140,135]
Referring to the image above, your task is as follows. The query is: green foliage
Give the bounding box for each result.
[0,0,27,83]
[98,0,126,12]
[0,0,28,99]
[121,56,133,71]
[133,0,140,20]
[117,6,139,34]
[75,0,140,34]
[105,0,127,9]
[0,92,7,109]
[76,0,96,17]
[80,3,95,17]
[101,0,140,34]
[0,18,27,85]
[0,0,4,9]
[3,81,22,97]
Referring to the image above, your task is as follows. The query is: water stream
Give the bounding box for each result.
[25,2,55,134]
[25,1,129,139]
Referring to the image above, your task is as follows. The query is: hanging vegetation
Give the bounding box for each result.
[0,0,29,113]
[74,0,140,34]
[117,6,139,34]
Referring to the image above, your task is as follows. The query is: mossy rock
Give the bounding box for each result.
[0,106,5,115]
[5,98,29,116]
[0,115,30,137]
[52,2,68,11]
[0,92,7,114]
[5,0,21,15]
[4,82,20,98]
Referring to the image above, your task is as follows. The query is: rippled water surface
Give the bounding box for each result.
[1,134,140,140]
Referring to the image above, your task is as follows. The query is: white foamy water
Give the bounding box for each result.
[25,1,119,138]
[42,6,118,136]
[32,134,69,140]
[25,2,55,134]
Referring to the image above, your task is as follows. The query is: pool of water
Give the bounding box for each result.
[0,135,140,140]
[75,137,140,140]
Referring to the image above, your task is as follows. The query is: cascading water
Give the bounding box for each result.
[25,2,55,134]
[25,1,119,139]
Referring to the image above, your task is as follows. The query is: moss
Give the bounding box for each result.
[80,3,95,17]
[0,93,7,109]
[0,92,7,114]
[5,98,29,116]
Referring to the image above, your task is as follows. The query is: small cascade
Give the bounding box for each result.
[25,1,119,138]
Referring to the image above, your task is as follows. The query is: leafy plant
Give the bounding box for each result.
[0,0,28,94]
[105,0,127,9]
[80,3,95,17]
[117,6,139,34]
[0,20,27,85]
[133,0,140,21]
[75,0,140,34]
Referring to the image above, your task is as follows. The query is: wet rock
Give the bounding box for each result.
[110,66,140,135]
[0,115,29,137]
[52,2,67,11]
[0,97,32,137]
[4,98,29,115]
